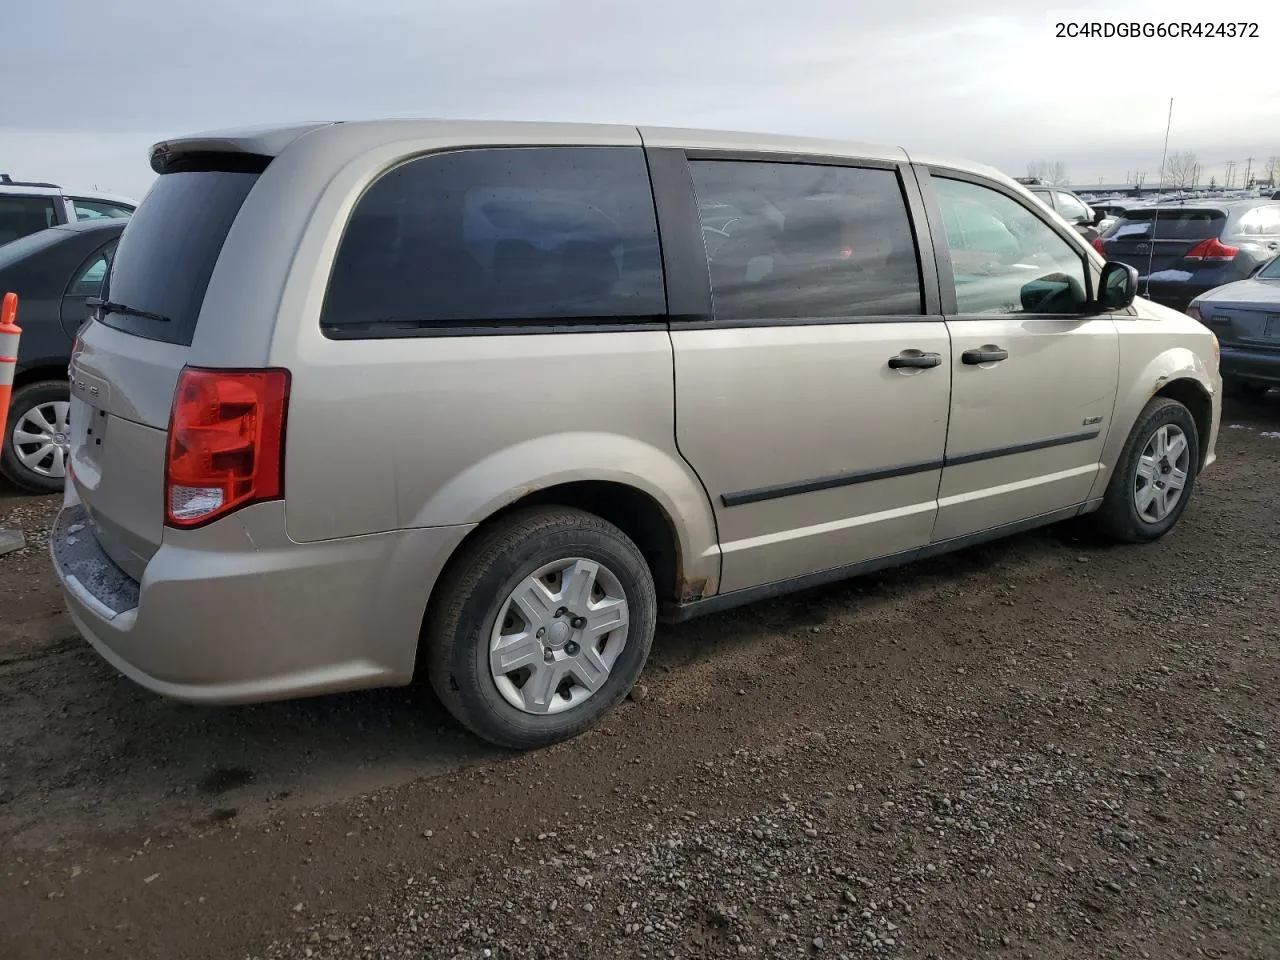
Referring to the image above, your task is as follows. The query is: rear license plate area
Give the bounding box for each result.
[74,403,108,451]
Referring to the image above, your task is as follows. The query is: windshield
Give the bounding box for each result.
[1258,255,1280,279]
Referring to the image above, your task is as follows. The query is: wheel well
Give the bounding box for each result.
[1156,378,1212,464]
[414,481,685,677]
[13,365,67,391]
[482,481,682,604]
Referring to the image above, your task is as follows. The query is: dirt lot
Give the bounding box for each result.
[1,397,1278,960]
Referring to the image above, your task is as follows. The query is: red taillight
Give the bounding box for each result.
[1184,238,1238,262]
[165,367,290,528]
[1091,236,1106,254]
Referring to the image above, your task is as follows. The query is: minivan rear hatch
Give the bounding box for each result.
[1101,207,1228,276]
[69,161,265,580]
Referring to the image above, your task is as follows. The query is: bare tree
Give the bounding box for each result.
[1026,160,1070,186]
[1165,151,1200,190]
[1266,156,1280,187]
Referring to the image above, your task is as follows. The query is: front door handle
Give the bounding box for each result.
[888,351,943,369]
[962,347,1009,365]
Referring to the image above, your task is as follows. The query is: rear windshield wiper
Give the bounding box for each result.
[87,298,173,324]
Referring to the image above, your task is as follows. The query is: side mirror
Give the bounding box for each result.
[1021,272,1088,313]
[1098,261,1139,311]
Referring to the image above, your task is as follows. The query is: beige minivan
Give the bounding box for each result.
[52,120,1221,749]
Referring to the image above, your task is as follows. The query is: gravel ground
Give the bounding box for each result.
[1,395,1278,960]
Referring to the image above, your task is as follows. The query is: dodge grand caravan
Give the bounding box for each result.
[52,120,1221,750]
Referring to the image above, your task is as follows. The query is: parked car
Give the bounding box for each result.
[0,219,125,491]
[53,120,1220,750]
[0,174,135,247]
[1187,252,1280,398]
[1017,179,1102,243]
[1089,200,1138,234]
[1096,200,1280,312]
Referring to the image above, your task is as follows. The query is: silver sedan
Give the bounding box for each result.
[1189,255,1280,399]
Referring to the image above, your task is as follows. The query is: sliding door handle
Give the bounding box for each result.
[888,351,943,369]
[962,347,1009,365]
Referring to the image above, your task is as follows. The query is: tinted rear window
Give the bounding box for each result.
[100,170,260,345]
[688,160,923,320]
[0,195,59,245]
[321,146,665,335]
[1104,209,1226,241]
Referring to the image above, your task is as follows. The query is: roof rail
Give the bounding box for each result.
[0,173,62,189]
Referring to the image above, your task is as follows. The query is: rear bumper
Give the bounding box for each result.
[51,493,474,704]
[1219,345,1280,385]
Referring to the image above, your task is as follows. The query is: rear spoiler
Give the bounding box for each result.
[149,122,335,175]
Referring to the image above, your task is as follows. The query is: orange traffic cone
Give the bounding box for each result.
[1,292,27,555]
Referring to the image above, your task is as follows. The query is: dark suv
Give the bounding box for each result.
[1097,200,1280,313]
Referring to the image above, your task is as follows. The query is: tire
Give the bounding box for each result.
[1092,397,1199,544]
[1223,377,1269,401]
[424,506,657,750]
[0,380,71,494]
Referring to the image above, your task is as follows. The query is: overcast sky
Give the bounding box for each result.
[3,0,1277,199]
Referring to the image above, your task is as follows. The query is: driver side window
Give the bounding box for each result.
[935,177,1088,316]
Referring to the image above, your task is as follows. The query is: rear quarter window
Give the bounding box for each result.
[1235,205,1280,236]
[100,170,260,345]
[67,242,117,298]
[320,146,666,336]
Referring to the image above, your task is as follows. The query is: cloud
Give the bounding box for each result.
[1,0,1276,197]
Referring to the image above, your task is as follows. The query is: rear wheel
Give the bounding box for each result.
[1,380,71,494]
[424,507,656,750]
[1093,397,1199,544]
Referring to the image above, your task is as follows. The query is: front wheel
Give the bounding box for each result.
[0,380,71,494]
[424,507,657,750]
[1093,397,1200,544]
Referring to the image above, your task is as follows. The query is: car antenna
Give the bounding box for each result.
[1145,98,1174,292]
